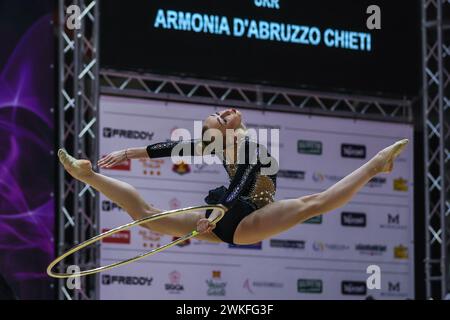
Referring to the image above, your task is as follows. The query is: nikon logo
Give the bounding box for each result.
[341,212,366,227]
[341,144,366,159]
[341,281,367,295]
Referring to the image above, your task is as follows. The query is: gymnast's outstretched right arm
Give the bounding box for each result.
[98,139,201,169]
[97,147,146,168]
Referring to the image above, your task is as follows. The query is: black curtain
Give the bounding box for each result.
[0,273,16,300]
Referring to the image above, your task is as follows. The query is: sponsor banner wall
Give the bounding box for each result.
[99,96,414,300]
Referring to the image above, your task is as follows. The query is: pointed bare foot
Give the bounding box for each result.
[372,139,409,174]
[58,149,94,180]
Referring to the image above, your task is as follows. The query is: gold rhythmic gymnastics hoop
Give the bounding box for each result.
[47,204,227,279]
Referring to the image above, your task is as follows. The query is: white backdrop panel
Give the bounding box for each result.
[98,96,415,300]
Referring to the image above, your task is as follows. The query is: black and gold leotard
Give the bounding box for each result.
[146,136,278,244]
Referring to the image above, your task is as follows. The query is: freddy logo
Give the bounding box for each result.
[102,275,153,286]
[103,127,154,141]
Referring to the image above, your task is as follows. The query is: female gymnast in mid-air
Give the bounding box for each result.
[58,108,408,245]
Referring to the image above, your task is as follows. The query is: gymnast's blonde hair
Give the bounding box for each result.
[235,122,248,139]
[196,119,248,155]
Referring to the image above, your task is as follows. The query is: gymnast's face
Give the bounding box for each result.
[203,108,242,135]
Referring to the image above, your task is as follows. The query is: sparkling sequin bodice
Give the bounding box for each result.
[146,136,277,210]
[225,163,276,209]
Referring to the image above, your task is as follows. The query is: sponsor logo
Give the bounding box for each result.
[229,242,262,250]
[193,164,220,175]
[206,271,227,296]
[393,177,409,192]
[173,236,191,247]
[381,282,408,298]
[102,157,131,171]
[380,213,406,230]
[298,279,323,294]
[253,281,283,288]
[297,140,322,155]
[101,229,130,244]
[312,172,343,183]
[270,239,305,249]
[366,177,387,188]
[341,281,367,295]
[341,212,367,227]
[169,198,181,210]
[172,161,191,175]
[394,245,409,259]
[312,241,350,252]
[243,279,255,294]
[388,214,400,224]
[138,229,163,248]
[312,172,323,183]
[192,239,221,246]
[102,200,122,212]
[165,271,184,294]
[304,215,323,224]
[355,244,387,256]
[341,144,366,159]
[102,274,153,286]
[140,159,164,176]
[388,282,400,292]
[103,127,154,141]
[278,170,306,180]
[170,127,179,135]
[244,279,284,294]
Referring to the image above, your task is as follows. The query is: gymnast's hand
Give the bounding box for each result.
[98,150,127,169]
[196,218,216,234]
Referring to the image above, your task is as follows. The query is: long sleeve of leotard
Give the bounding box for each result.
[146,139,201,159]
[219,138,262,209]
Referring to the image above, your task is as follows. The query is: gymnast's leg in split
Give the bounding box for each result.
[57,149,222,243]
[232,139,408,245]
